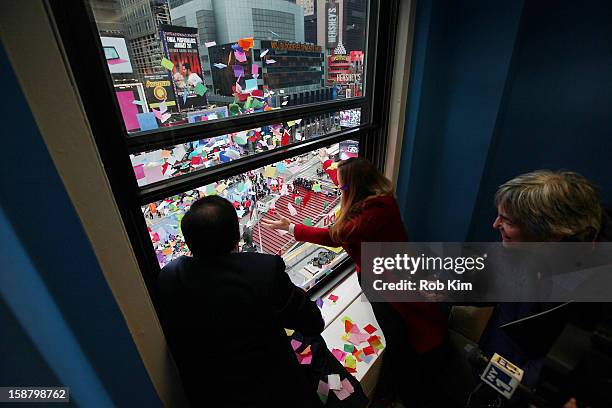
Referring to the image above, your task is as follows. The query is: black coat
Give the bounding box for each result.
[157,253,324,407]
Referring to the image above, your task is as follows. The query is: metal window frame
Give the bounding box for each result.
[47,0,399,300]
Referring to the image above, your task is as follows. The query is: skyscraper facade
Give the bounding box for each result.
[119,0,171,77]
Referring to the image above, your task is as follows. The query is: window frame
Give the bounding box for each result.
[48,0,400,300]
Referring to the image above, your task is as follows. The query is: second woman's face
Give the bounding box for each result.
[492,205,537,244]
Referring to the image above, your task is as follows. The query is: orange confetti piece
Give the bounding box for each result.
[238,37,254,51]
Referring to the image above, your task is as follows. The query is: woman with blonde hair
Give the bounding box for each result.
[480,170,609,394]
[492,170,604,243]
[264,157,448,407]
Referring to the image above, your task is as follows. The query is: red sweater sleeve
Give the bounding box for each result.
[293,224,339,247]
[322,159,339,186]
[294,207,387,248]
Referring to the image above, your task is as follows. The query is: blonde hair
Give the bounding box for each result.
[330,158,394,243]
[495,170,602,241]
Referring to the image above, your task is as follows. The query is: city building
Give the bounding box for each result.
[296,0,316,44]
[169,0,304,45]
[119,0,171,78]
[90,0,126,35]
[303,0,365,52]
[342,0,367,52]
[169,0,306,99]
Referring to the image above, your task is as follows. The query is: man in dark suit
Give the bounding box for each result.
[158,196,324,407]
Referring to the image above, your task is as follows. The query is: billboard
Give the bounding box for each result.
[114,83,147,132]
[339,109,360,129]
[144,75,177,111]
[326,2,339,49]
[208,43,253,97]
[159,24,207,111]
[297,0,315,16]
[101,36,133,74]
[339,139,359,160]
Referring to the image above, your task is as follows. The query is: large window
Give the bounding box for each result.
[49,0,398,296]
[89,0,368,135]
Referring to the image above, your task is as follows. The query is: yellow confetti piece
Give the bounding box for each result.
[326,161,339,170]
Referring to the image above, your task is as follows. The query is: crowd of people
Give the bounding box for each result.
[145,152,337,267]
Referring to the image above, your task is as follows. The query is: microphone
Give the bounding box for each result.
[465,345,537,403]
[480,353,524,399]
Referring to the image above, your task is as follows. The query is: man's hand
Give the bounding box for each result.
[261,216,291,231]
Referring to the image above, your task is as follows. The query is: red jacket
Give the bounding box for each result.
[294,195,448,353]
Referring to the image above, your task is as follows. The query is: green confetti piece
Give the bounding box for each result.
[229,103,241,116]
[234,134,248,145]
[302,218,313,227]
[344,344,355,353]
[194,83,208,96]
[323,202,330,210]
[317,392,328,404]
[205,183,217,196]
[177,213,184,234]
[160,58,174,70]
[251,98,265,109]
[344,354,356,369]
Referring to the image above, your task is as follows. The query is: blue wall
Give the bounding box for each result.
[0,44,161,407]
[468,0,612,240]
[397,0,525,241]
[397,0,612,241]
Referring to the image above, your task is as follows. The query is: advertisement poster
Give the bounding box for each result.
[326,2,339,49]
[339,109,361,128]
[114,83,147,132]
[159,24,207,111]
[101,36,133,74]
[208,43,253,97]
[144,75,177,111]
[339,139,359,160]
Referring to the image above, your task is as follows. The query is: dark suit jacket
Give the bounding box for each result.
[158,253,325,407]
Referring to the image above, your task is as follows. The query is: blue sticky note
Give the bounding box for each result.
[245,78,258,91]
[137,112,158,131]
[219,152,231,163]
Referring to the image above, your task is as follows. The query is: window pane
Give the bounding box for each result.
[142,140,359,290]
[130,108,360,186]
[89,0,368,135]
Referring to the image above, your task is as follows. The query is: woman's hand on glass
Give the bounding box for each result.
[262,215,291,231]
